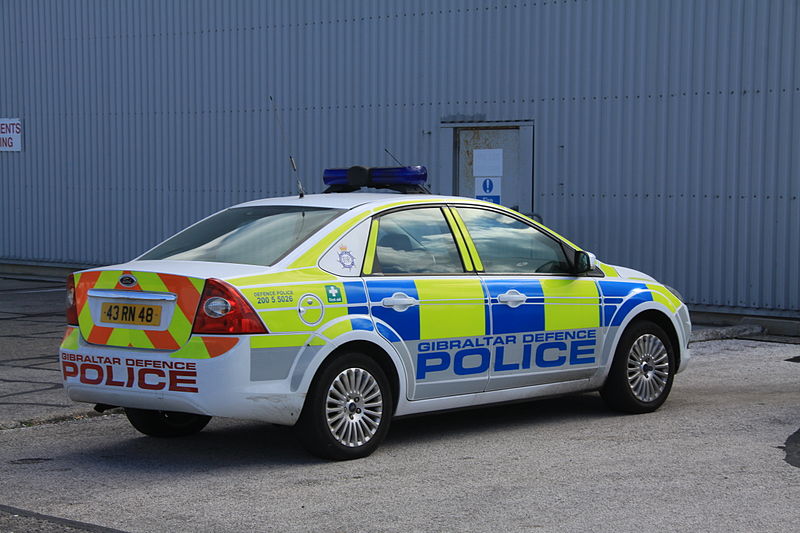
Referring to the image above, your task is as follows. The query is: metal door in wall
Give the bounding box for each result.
[454,125,534,215]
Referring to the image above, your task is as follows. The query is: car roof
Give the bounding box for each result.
[233,192,485,211]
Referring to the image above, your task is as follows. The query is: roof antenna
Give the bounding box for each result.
[384,148,404,166]
[270,95,306,198]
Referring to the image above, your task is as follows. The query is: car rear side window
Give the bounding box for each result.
[456,207,571,274]
[372,207,465,274]
[139,206,344,267]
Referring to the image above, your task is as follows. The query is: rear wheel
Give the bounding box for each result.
[601,320,675,413]
[124,408,211,438]
[296,353,393,460]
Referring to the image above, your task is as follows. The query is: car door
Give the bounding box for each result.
[452,205,602,392]
[362,205,488,400]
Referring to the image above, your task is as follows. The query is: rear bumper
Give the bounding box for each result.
[60,329,307,426]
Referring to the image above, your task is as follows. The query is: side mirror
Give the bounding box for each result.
[574,251,597,274]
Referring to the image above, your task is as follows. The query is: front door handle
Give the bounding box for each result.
[381,292,418,312]
[497,289,527,308]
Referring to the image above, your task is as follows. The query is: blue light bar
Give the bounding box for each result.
[322,168,349,185]
[323,166,428,187]
[369,166,427,185]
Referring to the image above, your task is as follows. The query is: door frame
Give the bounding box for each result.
[439,120,535,214]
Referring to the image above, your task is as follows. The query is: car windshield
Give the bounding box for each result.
[139,206,344,266]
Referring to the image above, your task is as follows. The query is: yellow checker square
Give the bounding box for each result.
[416,279,485,339]
[540,279,600,331]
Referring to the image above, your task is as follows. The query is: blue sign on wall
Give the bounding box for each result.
[475,177,502,205]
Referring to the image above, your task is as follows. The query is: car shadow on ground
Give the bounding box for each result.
[53,393,617,471]
[386,392,614,447]
[57,418,316,470]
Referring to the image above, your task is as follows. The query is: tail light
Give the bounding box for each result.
[192,278,267,334]
[66,274,78,326]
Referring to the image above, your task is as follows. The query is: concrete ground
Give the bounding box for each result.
[0,277,94,430]
[1,276,798,532]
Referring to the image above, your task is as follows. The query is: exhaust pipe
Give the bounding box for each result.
[93,403,118,413]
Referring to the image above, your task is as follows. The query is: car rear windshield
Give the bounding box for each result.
[139,206,344,266]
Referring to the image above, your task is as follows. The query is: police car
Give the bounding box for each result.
[61,166,691,460]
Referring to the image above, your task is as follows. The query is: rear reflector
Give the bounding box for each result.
[66,274,78,326]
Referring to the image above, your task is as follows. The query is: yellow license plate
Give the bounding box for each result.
[101,302,162,326]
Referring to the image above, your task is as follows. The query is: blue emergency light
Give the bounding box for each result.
[323,165,430,193]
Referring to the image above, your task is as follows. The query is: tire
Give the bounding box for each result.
[296,352,393,460]
[601,320,675,414]
[124,408,211,438]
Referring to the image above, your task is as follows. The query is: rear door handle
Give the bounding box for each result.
[381,292,418,312]
[497,289,527,308]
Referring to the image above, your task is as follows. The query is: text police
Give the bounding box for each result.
[416,329,597,379]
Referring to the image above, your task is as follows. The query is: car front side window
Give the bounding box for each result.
[456,207,571,274]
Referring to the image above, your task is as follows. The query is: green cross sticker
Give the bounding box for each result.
[325,285,342,303]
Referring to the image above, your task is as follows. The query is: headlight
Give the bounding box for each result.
[664,285,684,302]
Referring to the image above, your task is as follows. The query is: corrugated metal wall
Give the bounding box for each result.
[1,0,798,316]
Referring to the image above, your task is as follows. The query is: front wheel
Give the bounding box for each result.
[124,408,211,438]
[296,353,393,460]
[601,320,675,413]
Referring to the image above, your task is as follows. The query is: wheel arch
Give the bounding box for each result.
[626,309,683,372]
[317,339,401,414]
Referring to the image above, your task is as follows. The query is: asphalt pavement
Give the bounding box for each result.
[0,276,798,532]
[0,277,93,430]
